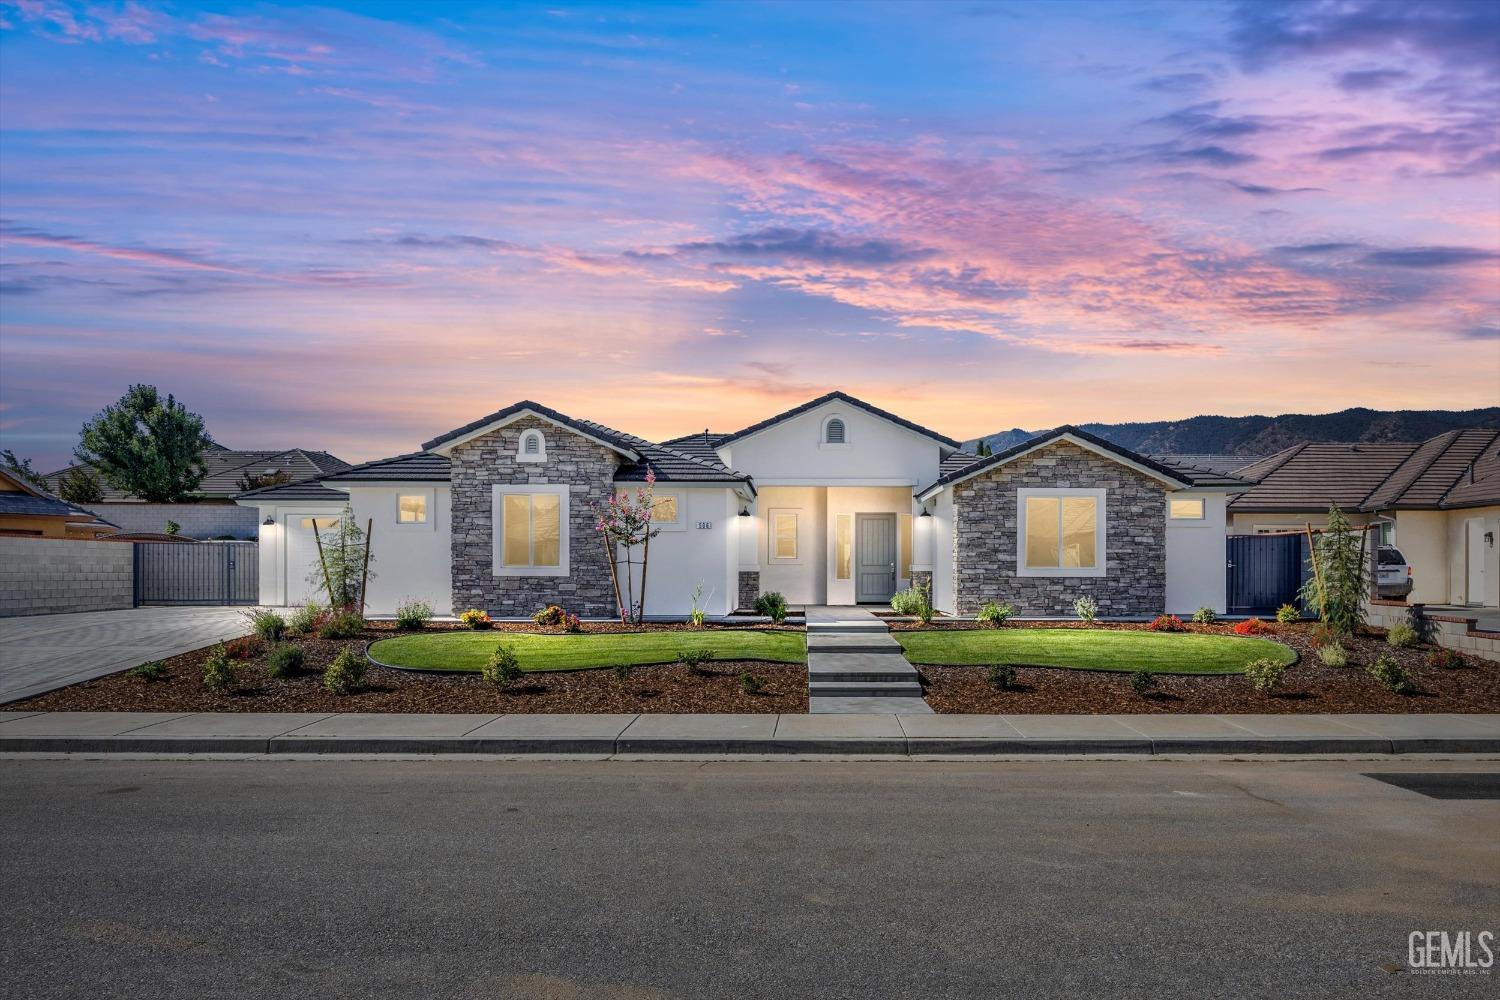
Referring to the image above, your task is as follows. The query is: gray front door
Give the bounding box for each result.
[856,514,897,603]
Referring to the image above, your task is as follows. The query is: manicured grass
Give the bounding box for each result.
[368,629,807,673]
[896,628,1294,675]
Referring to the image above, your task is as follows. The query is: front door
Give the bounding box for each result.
[1467,518,1486,606]
[855,513,897,603]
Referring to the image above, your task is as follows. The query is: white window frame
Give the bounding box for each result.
[617,488,685,532]
[517,429,547,463]
[1016,487,1107,578]
[768,508,801,563]
[492,483,569,576]
[818,413,850,450]
[394,489,434,529]
[1168,497,1206,520]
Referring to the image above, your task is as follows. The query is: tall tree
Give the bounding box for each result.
[74,385,213,502]
[57,466,105,503]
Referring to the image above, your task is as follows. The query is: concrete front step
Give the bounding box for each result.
[807,620,889,632]
[807,634,904,652]
[810,696,934,714]
[810,664,920,682]
[809,681,925,698]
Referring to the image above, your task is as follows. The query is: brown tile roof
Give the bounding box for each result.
[1439,439,1500,509]
[1228,442,1416,512]
[1365,429,1500,508]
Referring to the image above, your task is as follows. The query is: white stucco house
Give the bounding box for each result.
[236,391,1249,618]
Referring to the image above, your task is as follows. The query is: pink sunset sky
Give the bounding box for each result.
[0,0,1497,468]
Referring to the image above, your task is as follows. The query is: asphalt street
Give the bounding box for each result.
[1,757,1496,999]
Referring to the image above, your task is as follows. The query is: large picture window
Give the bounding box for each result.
[1018,489,1106,577]
[494,485,568,575]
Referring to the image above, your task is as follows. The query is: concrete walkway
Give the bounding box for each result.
[804,605,932,714]
[2,711,1495,755]
[0,607,253,705]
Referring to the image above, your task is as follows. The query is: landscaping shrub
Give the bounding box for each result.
[688,583,709,628]
[129,660,167,682]
[224,636,261,660]
[532,604,566,626]
[245,609,287,642]
[323,648,366,694]
[265,643,304,678]
[561,612,581,633]
[394,599,433,631]
[202,645,234,690]
[287,602,327,636]
[1384,622,1418,649]
[1233,618,1273,636]
[1300,503,1367,637]
[318,610,365,640]
[676,648,713,673]
[986,664,1017,690]
[1244,657,1288,693]
[739,672,763,695]
[1275,603,1302,625]
[164,520,181,536]
[754,591,789,624]
[1367,654,1412,694]
[1130,669,1155,696]
[1191,606,1217,624]
[459,608,492,630]
[976,601,1015,628]
[481,644,522,687]
[1315,642,1348,668]
[613,661,634,682]
[890,587,924,616]
[1073,595,1098,623]
[1427,647,1466,670]
[1148,614,1186,633]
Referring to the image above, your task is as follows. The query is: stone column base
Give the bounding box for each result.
[737,571,760,611]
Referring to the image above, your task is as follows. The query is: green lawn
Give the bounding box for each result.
[367,629,807,673]
[895,628,1294,675]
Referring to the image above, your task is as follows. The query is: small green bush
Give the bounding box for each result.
[1384,622,1418,649]
[265,644,304,678]
[1074,595,1098,622]
[613,661,634,682]
[754,591,789,624]
[164,519,181,536]
[1426,647,1466,670]
[976,601,1015,628]
[1275,603,1302,624]
[1367,654,1412,694]
[1191,606,1217,624]
[323,648,366,694]
[481,644,522,687]
[1244,657,1288,692]
[394,599,433,631]
[1315,642,1348,668]
[459,608,491,630]
[531,604,566,626]
[129,660,168,682]
[202,645,234,690]
[287,602,326,636]
[246,609,287,642]
[676,648,712,673]
[318,611,365,640]
[739,672,762,695]
[1130,669,1155,696]
[890,587,924,616]
[985,664,1017,690]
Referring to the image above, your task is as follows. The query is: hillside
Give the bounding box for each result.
[969,407,1500,457]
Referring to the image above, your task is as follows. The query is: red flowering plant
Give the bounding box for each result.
[1148,614,1187,633]
[1233,617,1273,636]
[596,468,662,624]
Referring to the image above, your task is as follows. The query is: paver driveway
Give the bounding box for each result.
[0,606,253,704]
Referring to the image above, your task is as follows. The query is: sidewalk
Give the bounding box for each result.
[2,711,1497,756]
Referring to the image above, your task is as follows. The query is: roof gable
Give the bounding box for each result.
[917,425,1194,499]
[716,391,960,450]
[421,401,641,459]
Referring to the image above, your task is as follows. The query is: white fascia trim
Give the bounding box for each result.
[724,400,956,453]
[917,432,1189,501]
[427,409,638,461]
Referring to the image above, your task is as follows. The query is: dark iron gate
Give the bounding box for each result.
[1226,534,1309,616]
[134,541,258,606]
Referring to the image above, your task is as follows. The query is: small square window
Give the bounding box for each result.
[399,495,428,523]
[1169,498,1205,520]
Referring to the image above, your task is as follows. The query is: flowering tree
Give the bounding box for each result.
[596,469,661,624]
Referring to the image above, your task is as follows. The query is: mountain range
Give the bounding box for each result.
[967,407,1500,458]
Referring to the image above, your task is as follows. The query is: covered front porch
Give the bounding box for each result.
[737,485,927,607]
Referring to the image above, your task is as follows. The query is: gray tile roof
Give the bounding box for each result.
[320,452,453,483]
[421,400,642,456]
[0,490,84,518]
[45,445,350,501]
[234,479,350,503]
[716,391,961,450]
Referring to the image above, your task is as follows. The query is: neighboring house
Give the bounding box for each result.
[1228,429,1500,608]
[237,391,1249,618]
[0,469,118,539]
[43,444,350,540]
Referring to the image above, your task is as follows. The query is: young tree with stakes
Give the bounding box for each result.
[596,468,662,625]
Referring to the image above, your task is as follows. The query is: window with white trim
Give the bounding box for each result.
[834,514,852,580]
[1169,497,1205,520]
[517,430,546,462]
[617,489,682,530]
[493,485,568,575]
[1018,488,1106,577]
[769,509,799,562]
[398,494,428,523]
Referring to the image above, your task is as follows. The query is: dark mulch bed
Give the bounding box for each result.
[916,621,1499,714]
[10,624,808,714]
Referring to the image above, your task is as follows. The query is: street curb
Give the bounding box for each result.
[3,735,1497,756]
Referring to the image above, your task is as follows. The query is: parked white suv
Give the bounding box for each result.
[1377,546,1413,598]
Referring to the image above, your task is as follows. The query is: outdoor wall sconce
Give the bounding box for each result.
[263,515,275,526]
[918,507,931,517]
[738,505,751,517]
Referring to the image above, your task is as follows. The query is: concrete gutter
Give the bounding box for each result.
[1,711,1497,756]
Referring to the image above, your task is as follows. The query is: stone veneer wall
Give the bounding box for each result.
[737,571,760,611]
[951,441,1166,616]
[449,415,619,617]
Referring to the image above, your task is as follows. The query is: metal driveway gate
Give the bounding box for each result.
[1225,534,1309,616]
[134,542,258,606]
